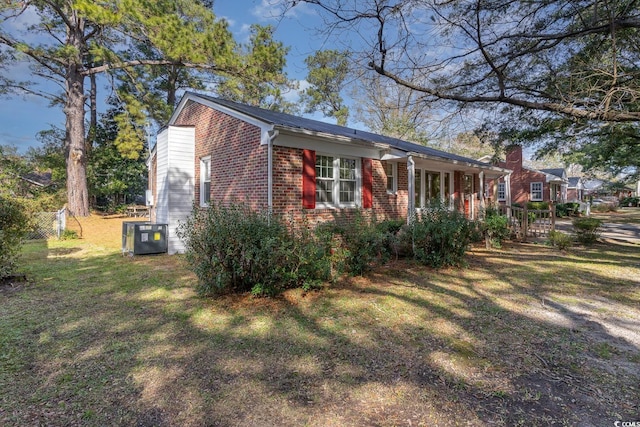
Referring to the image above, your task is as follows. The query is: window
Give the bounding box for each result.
[463,174,473,194]
[427,171,440,202]
[530,182,543,201]
[385,162,397,194]
[315,155,360,207]
[200,156,211,206]
[339,158,357,203]
[550,183,560,201]
[498,182,506,201]
[444,172,451,201]
[315,155,334,203]
[414,169,445,209]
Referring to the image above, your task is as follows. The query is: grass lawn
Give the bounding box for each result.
[1,214,639,426]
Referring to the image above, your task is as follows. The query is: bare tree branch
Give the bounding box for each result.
[292,0,640,123]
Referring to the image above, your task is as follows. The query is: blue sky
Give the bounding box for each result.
[0,1,328,154]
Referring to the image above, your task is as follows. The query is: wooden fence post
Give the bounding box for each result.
[522,203,528,242]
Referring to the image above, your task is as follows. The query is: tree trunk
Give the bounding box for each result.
[87,70,97,152]
[64,15,90,217]
[166,65,178,107]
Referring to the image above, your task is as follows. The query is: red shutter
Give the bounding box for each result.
[302,149,316,209]
[362,158,373,209]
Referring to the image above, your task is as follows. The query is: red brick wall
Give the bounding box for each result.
[375,160,409,221]
[490,145,553,204]
[272,147,409,227]
[169,101,480,226]
[173,101,268,210]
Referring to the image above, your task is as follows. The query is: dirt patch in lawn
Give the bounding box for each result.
[0,274,28,295]
[2,216,639,426]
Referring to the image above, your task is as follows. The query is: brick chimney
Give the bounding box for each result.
[505,145,523,173]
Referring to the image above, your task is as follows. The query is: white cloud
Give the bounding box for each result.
[297,79,311,92]
[218,15,236,27]
[282,79,307,104]
[251,0,316,22]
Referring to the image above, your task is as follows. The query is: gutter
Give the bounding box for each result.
[275,125,390,151]
[406,151,511,176]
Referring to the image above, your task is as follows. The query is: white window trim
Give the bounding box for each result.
[200,156,211,207]
[315,154,361,209]
[530,181,543,202]
[414,169,448,209]
[386,162,397,194]
[498,182,506,201]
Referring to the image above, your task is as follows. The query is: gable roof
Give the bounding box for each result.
[540,168,566,180]
[568,177,582,188]
[176,92,509,175]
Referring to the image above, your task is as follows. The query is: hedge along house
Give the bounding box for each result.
[148,92,511,254]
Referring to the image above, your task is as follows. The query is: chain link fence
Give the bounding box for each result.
[27,208,66,240]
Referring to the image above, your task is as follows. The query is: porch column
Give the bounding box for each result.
[407,155,415,224]
[505,173,512,218]
[479,171,485,219]
[492,178,498,206]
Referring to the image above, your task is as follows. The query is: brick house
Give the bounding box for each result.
[148,92,510,253]
[486,145,568,206]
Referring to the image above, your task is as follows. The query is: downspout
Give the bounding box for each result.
[267,129,279,217]
[407,155,415,225]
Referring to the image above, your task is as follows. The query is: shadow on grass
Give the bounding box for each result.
[2,239,639,426]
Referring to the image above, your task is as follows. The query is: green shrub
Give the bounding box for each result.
[332,211,388,276]
[483,209,510,248]
[555,203,569,218]
[468,221,485,243]
[555,203,580,218]
[0,196,30,279]
[527,201,549,210]
[290,221,334,287]
[376,219,409,259]
[567,202,581,216]
[60,229,79,240]
[410,207,473,268]
[572,217,603,244]
[620,196,639,207]
[548,230,572,250]
[177,202,331,297]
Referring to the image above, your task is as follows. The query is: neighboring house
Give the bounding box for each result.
[567,177,584,202]
[148,92,510,253]
[582,178,634,200]
[22,171,52,188]
[582,178,606,199]
[487,145,568,205]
